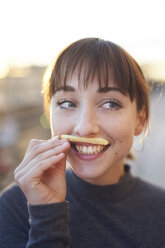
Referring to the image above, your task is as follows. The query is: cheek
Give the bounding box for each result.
[109,121,135,158]
[104,114,136,141]
[117,126,135,146]
[50,114,74,136]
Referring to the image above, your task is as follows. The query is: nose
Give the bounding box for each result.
[73,106,100,137]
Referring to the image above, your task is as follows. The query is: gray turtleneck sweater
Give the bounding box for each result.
[0,165,165,248]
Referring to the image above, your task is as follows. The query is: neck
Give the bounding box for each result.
[84,161,125,186]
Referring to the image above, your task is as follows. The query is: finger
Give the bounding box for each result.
[14,142,70,179]
[25,139,69,169]
[15,136,68,173]
[26,139,46,154]
[26,136,67,160]
[26,136,62,155]
[15,152,65,186]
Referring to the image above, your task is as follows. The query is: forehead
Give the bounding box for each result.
[68,71,115,87]
[49,38,139,101]
[60,67,120,92]
[54,72,127,97]
[50,52,133,100]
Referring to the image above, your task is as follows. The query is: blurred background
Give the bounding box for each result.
[0,0,165,190]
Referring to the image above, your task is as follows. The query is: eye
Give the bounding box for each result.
[57,99,76,109]
[101,100,121,110]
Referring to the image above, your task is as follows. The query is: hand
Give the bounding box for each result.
[14,136,70,205]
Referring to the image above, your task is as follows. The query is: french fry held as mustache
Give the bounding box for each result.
[60,134,109,145]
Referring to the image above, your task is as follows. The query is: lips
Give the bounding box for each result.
[71,142,110,160]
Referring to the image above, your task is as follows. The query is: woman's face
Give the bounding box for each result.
[50,74,144,185]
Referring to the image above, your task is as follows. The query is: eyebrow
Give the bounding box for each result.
[98,87,126,94]
[55,86,75,93]
[55,86,126,95]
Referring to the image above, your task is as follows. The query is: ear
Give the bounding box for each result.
[134,108,147,136]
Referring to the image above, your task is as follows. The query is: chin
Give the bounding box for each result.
[68,156,111,184]
[67,143,126,184]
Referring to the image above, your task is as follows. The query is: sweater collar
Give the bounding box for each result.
[66,165,137,203]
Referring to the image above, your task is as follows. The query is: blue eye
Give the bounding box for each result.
[101,100,121,110]
[57,100,76,109]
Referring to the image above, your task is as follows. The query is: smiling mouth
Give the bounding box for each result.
[71,143,110,155]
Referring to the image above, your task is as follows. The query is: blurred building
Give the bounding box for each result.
[0,66,44,111]
[0,65,165,190]
[0,66,50,189]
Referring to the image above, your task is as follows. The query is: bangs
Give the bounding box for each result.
[43,38,148,118]
[49,38,140,99]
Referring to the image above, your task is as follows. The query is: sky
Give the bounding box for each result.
[0,0,165,78]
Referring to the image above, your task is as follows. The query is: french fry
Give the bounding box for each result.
[60,134,109,145]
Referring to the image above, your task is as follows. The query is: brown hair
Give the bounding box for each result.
[42,38,149,124]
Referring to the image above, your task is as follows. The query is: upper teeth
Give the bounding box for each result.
[75,145,104,154]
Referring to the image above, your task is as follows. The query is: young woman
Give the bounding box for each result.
[0,38,165,248]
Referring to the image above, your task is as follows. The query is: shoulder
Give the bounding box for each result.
[133,177,165,206]
[0,185,30,246]
[0,182,26,203]
[0,182,28,217]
